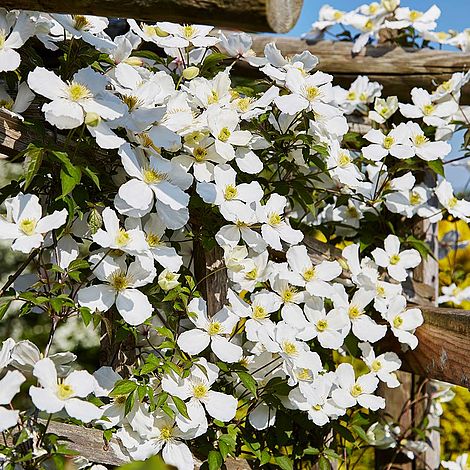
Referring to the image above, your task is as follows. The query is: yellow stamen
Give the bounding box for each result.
[19,218,37,236]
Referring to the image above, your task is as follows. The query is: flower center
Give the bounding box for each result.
[351,384,363,397]
[359,92,368,102]
[68,82,92,102]
[376,285,386,297]
[333,11,343,20]
[142,24,159,37]
[364,19,374,31]
[73,15,90,31]
[389,254,401,265]
[57,383,74,400]
[409,10,423,21]
[346,91,357,101]
[146,232,161,247]
[193,383,208,399]
[115,228,131,247]
[159,426,173,441]
[224,184,238,200]
[338,152,352,168]
[185,131,206,145]
[282,341,298,356]
[122,95,142,111]
[208,321,222,336]
[379,106,389,117]
[383,136,394,149]
[281,287,296,303]
[448,196,458,209]
[297,368,312,381]
[393,315,403,328]
[109,270,130,292]
[410,191,422,205]
[182,24,196,39]
[245,268,258,280]
[252,305,268,320]
[208,90,219,105]
[0,31,5,49]
[193,147,207,162]
[312,404,322,411]
[237,97,252,112]
[348,305,362,319]
[305,86,320,101]
[413,134,428,146]
[268,213,282,226]
[316,319,328,331]
[422,104,435,116]
[143,168,167,184]
[114,395,127,405]
[19,218,37,236]
[303,267,316,281]
[218,127,231,142]
[371,359,382,372]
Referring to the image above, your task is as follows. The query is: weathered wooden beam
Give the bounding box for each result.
[0,0,303,33]
[392,306,470,388]
[248,36,470,104]
[36,420,252,468]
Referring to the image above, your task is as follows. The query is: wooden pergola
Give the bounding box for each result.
[1,1,469,469]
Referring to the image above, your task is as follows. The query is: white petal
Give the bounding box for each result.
[177,329,210,356]
[203,391,237,421]
[65,397,102,422]
[249,403,276,430]
[77,284,116,312]
[0,407,19,431]
[0,370,25,404]
[29,386,64,413]
[116,289,153,325]
[211,335,243,363]
[65,370,96,397]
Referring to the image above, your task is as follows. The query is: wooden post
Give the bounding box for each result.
[0,0,303,33]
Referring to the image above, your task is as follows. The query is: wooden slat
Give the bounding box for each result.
[392,306,470,388]
[43,420,252,468]
[248,36,470,104]
[0,0,302,33]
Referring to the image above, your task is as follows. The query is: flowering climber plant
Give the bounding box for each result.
[0,4,469,470]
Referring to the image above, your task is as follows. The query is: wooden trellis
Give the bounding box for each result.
[1,0,470,468]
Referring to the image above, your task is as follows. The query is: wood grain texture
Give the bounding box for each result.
[248,36,470,103]
[44,420,252,468]
[0,0,302,33]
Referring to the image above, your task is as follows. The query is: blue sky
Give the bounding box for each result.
[283,0,470,190]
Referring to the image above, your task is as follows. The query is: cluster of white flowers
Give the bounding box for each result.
[305,0,470,54]
[0,7,468,469]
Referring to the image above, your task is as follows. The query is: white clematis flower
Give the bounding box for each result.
[0,193,67,253]
[362,124,414,161]
[435,180,470,222]
[28,66,126,130]
[77,255,155,326]
[115,144,192,229]
[359,342,401,388]
[162,358,237,435]
[372,235,421,282]
[257,194,303,250]
[332,363,385,411]
[386,295,423,349]
[92,207,147,256]
[0,10,35,72]
[29,358,101,423]
[177,297,242,363]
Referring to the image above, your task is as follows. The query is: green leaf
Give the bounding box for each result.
[352,424,369,442]
[79,307,92,327]
[0,296,13,320]
[318,456,331,470]
[23,144,44,190]
[172,395,190,420]
[208,450,223,470]
[124,389,136,415]
[83,166,101,189]
[236,371,257,397]
[275,455,293,470]
[109,380,137,397]
[427,159,444,177]
[60,166,81,196]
